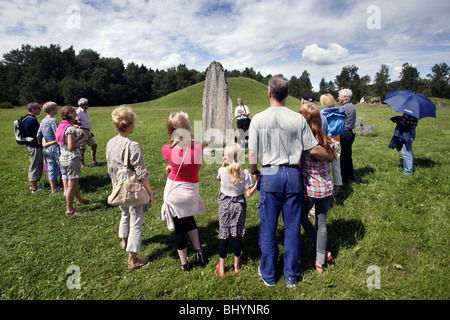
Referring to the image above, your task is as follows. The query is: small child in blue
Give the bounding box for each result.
[216,143,257,277]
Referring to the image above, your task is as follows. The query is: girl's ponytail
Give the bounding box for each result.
[224,143,243,186]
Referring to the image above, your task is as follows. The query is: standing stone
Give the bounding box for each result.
[202,61,234,145]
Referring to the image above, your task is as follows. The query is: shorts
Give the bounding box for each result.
[78,129,97,150]
[60,157,81,179]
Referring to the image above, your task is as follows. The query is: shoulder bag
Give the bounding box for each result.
[107,141,150,207]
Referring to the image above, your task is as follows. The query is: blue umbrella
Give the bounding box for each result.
[384,90,436,120]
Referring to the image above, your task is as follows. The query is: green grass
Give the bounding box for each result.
[0,78,448,300]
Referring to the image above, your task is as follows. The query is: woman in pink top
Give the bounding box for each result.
[162,112,206,271]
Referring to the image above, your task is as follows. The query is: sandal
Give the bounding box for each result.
[127,257,149,270]
[315,262,324,274]
[65,209,83,216]
[195,249,205,267]
[326,251,334,264]
[216,262,226,278]
[233,258,243,275]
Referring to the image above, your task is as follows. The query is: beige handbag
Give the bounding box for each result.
[108,141,150,207]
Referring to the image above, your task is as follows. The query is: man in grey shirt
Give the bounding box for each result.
[248,75,334,287]
[338,89,356,184]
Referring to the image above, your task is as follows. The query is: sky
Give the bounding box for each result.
[1,0,449,90]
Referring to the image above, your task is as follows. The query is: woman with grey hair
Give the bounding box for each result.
[37,102,68,195]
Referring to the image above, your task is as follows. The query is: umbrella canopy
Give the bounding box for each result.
[384,90,436,120]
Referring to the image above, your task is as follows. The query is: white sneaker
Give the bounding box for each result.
[258,266,275,287]
[31,186,43,193]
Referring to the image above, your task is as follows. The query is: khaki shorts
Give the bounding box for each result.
[60,157,82,179]
[78,129,97,150]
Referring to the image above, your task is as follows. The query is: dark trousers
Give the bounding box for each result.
[340,130,355,184]
[173,216,197,250]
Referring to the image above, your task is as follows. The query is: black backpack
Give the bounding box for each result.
[14,115,35,145]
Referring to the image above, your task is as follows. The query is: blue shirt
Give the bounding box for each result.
[23,114,41,148]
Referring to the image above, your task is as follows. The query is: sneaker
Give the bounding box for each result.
[31,186,43,193]
[258,266,275,287]
[286,280,297,288]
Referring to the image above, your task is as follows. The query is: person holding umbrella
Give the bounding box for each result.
[384,90,437,175]
[389,113,418,175]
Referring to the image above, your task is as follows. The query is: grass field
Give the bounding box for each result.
[0,77,448,301]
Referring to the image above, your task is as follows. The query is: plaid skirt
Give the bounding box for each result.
[217,192,246,239]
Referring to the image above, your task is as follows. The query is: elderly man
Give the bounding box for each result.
[248,75,334,287]
[23,102,44,193]
[338,89,357,184]
[75,98,98,167]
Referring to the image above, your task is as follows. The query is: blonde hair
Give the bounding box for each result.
[320,94,336,108]
[167,111,194,148]
[224,143,243,185]
[300,103,332,153]
[111,106,136,133]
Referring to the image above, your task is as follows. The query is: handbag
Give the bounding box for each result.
[107,141,150,207]
[161,148,188,229]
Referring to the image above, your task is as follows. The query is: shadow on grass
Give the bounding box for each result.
[327,218,365,256]
[79,174,111,192]
[415,157,439,168]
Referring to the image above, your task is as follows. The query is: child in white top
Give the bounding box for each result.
[216,143,257,277]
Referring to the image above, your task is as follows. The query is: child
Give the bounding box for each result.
[216,143,257,277]
[299,103,335,273]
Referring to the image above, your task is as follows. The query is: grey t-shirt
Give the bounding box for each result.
[341,102,356,130]
[248,107,318,166]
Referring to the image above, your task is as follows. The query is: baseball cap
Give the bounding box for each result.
[301,92,316,103]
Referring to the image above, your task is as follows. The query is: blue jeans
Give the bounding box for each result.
[258,167,303,285]
[402,129,415,175]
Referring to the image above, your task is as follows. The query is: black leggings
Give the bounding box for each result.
[219,237,242,259]
[173,216,197,250]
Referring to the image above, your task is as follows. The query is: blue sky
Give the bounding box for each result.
[0,0,449,89]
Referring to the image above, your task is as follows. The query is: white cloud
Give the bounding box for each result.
[302,43,350,65]
[0,0,449,90]
[158,53,184,70]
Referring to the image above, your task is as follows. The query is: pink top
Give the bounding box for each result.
[162,141,203,183]
[55,120,73,145]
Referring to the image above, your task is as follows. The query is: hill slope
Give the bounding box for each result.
[134,77,302,111]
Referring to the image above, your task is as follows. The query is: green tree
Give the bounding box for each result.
[335,65,361,102]
[374,64,390,100]
[427,62,450,98]
[399,62,420,91]
[298,70,313,96]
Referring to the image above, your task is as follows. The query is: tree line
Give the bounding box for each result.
[0,44,205,107]
[0,44,449,108]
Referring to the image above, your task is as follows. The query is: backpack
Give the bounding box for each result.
[321,107,346,136]
[14,115,35,145]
